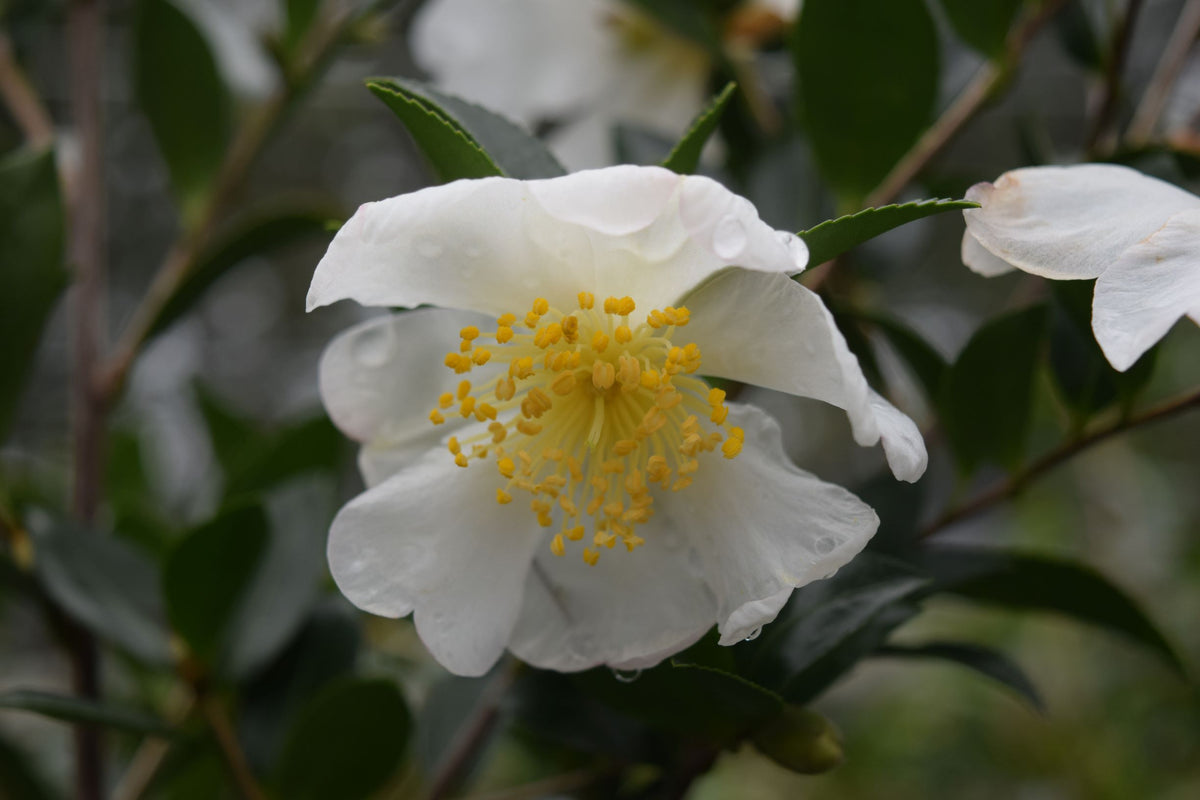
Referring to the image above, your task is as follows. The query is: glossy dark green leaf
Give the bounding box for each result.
[0,731,55,800]
[751,706,844,775]
[938,0,1023,58]
[920,545,1186,675]
[32,522,172,664]
[276,678,411,800]
[877,641,1045,711]
[240,601,361,774]
[939,304,1047,473]
[105,429,178,559]
[0,690,174,735]
[0,147,67,441]
[133,0,231,221]
[163,504,269,665]
[147,205,337,340]
[661,82,736,174]
[513,669,652,760]
[794,0,940,204]
[367,77,565,181]
[738,554,928,703]
[578,660,783,742]
[798,199,977,266]
[1048,281,1155,420]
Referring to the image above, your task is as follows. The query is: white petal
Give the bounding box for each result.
[307,166,807,317]
[963,164,1200,280]
[1093,207,1200,371]
[661,404,880,646]
[318,309,490,445]
[681,269,927,481]
[327,449,543,676]
[961,229,1016,277]
[507,532,717,672]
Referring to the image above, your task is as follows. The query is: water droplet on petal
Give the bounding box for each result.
[778,231,808,269]
[416,238,443,258]
[612,668,642,683]
[815,536,836,555]
[712,214,747,259]
[351,325,393,368]
[744,626,763,642]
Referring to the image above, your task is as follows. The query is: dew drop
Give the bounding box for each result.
[744,626,763,642]
[815,536,836,555]
[415,238,443,258]
[779,231,808,269]
[612,668,642,683]
[712,215,747,259]
[351,325,392,367]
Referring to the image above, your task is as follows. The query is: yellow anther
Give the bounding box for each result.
[472,347,492,365]
[638,407,666,436]
[722,436,743,458]
[591,331,609,353]
[656,389,682,409]
[498,457,516,478]
[457,380,471,400]
[603,501,624,519]
[510,357,534,379]
[577,291,594,309]
[551,371,577,396]
[532,297,549,315]
[730,426,745,440]
[438,392,454,409]
[566,525,585,541]
[543,448,564,461]
[567,456,582,481]
[647,309,667,328]
[497,313,517,327]
[583,548,600,566]
[537,512,554,527]
[615,296,636,316]
[496,488,512,504]
[711,405,729,424]
[592,360,615,390]
[459,396,476,417]
[429,409,445,425]
[496,377,516,401]
[524,311,540,328]
[531,498,552,514]
[708,387,726,406]
[603,296,620,314]
[640,370,660,389]
[454,453,469,468]
[558,495,578,516]
[672,476,693,491]
[613,439,637,456]
[496,326,514,343]
[460,325,480,341]
[617,354,641,391]
[489,422,507,443]
[586,495,605,515]
[664,306,691,326]
[476,402,497,420]
[517,419,543,436]
[561,315,579,342]
[623,535,646,552]
[460,338,472,352]
[615,324,632,344]
[448,437,461,455]
[550,534,565,556]
[601,459,625,474]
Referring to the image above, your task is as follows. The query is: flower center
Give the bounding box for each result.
[428,293,743,565]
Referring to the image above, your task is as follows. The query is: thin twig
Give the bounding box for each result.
[111,691,196,800]
[920,387,1200,539]
[65,1,106,798]
[0,32,54,147]
[1126,0,1200,145]
[864,0,1069,210]
[96,7,356,401]
[426,659,523,800]
[1086,0,1145,155]
[200,693,268,800]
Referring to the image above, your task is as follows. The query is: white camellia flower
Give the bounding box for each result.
[411,0,800,170]
[308,165,927,676]
[962,164,1200,372]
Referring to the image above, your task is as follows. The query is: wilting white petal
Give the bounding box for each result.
[308,167,806,317]
[961,230,1015,277]
[508,532,716,672]
[963,164,1200,280]
[1093,207,1200,371]
[327,449,543,676]
[681,269,927,481]
[662,404,879,645]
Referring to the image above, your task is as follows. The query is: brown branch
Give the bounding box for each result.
[1126,0,1200,145]
[200,693,267,800]
[426,659,523,800]
[1086,0,1145,155]
[65,1,106,798]
[0,32,54,147]
[920,387,1200,539]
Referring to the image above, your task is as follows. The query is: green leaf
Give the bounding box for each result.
[0,690,174,735]
[751,707,844,775]
[876,641,1045,711]
[283,0,321,54]
[276,678,411,800]
[939,304,1047,473]
[938,0,1023,58]
[1053,0,1103,72]
[661,82,736,175]
[0,147,68,441]
[920,545,1186,676]
[163,504,269,665]
[798,199,977,266]
[794,0,940,204]
[147,204,337,341]
[367,77,566,181]
[32,522,172,665]
[859,312,949,403]
[0,731,55,800]
[133,0,231,221]
[624,0,723,51]
[739,554,928,703]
